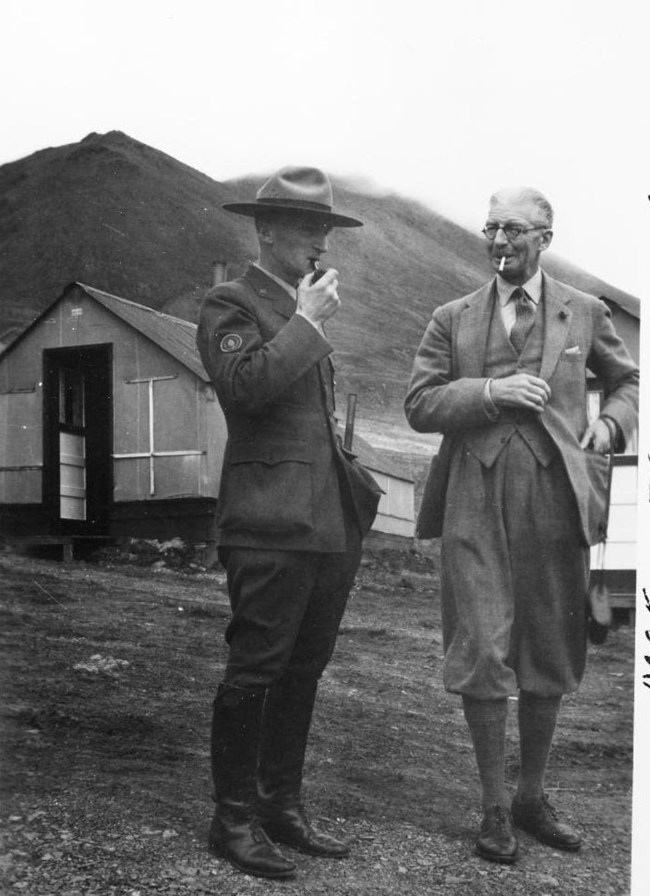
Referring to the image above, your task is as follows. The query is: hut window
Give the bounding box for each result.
[59,366,85,427]
[56,366,87,520]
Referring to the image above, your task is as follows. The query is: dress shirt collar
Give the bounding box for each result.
[252,262,297,300]
[496,267,543,307]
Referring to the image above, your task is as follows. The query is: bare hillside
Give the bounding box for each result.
[0,131,640,426]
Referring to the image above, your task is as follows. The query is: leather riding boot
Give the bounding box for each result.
[258,674,350,858]
[208,683,296,879]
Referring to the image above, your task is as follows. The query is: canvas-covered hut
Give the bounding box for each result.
[0,282,414,559]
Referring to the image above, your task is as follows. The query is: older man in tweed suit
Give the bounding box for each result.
[405,187,638,864]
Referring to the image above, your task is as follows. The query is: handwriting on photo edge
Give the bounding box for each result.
[641,588,650,688]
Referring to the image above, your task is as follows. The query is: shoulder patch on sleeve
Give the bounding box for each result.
[220,333,243,353]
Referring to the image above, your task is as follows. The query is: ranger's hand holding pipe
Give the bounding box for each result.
[296,267,340,327]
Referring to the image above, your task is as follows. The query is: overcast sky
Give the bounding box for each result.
[2,0,648,301]
[3,1,650,882]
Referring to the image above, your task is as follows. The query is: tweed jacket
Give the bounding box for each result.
[197,264,381,551]
[405,272,639,546]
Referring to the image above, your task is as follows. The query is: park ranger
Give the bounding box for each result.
[197,166,381,879]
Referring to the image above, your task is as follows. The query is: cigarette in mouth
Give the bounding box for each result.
[499,256,506,272]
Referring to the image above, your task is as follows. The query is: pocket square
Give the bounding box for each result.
[564,345,582,356]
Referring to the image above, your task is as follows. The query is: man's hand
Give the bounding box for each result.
[296,268,340,326]
[489,373,551,414]
[580,417,613,453]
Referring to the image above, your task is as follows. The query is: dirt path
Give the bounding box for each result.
[0,548,634,895]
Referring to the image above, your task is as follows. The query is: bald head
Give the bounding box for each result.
[489,187,554,228]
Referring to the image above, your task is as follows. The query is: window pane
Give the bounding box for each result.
[59,367,84,426]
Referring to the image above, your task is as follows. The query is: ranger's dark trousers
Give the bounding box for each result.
[211,544,361,820]
[218,546,361,689]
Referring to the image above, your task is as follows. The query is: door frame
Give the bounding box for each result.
[42,344,113,535]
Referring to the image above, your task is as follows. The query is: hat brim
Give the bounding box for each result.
[222,201,363,228]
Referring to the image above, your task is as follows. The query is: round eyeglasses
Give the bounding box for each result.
[482,223,549,241]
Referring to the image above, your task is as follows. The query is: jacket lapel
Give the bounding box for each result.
[456,281,495,378]
[539,273,573,382]
[243,264,297,320]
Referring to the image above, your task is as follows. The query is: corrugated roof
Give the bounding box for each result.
[336,425,413,483]
[78,283,210,382]
[600,293,640,320]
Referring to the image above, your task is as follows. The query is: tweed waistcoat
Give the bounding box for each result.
[465,292,557,468]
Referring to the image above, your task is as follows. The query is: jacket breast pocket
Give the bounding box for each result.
[218,439,314,534]
[559,346,584,363]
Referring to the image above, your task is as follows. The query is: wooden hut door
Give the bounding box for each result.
[43,345,113,535]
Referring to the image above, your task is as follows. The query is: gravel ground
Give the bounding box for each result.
[0,545,636,895]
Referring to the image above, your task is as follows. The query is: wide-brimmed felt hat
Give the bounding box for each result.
[222,166,363,228]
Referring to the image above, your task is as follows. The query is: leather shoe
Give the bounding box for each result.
[475,805,518,864]
[209,807,296,879]
[511,794,581,852]
[260,804,350,858]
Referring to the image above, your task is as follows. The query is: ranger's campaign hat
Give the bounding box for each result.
[222,166,363,228]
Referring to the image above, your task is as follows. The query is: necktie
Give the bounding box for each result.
[509,288,534,354]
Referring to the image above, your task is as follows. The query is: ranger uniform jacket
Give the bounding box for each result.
[197,264,382,551]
